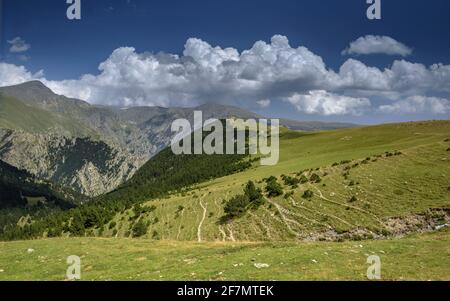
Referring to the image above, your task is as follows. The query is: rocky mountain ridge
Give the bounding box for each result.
[0,81,357,196]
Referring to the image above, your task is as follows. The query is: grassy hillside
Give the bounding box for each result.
[98,121,450,242]
[0,94,96,137]
[0,228,448,280]
[3,120,449,242]
[0,120,449,280]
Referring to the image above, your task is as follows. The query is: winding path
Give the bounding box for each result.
[197,198,207,242]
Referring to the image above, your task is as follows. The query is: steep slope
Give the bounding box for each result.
[0,128,139,196]
[0,88,142,196]
[102,121,450,242]
[0,123,255,240]
[2,120,449,242]
[0,94,95,136]
[0,159,82,209]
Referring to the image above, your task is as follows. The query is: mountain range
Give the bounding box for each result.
[0,81,356,197]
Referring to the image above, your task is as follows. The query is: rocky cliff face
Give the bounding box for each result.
[0,129,141,196]
[0,81,356,197]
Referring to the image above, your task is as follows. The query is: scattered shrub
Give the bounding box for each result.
[132,220,148,238]
[109,221,117,230]
[223,194,250,218]
[302,190,314,199]
[309,173,322,183]
[349,196,358,203]
[265,178,284,197]
[299,175,308,184]
[222,181,265,221]
[282,175,300,187]
[244,181,264,205]
[284,191,294,199]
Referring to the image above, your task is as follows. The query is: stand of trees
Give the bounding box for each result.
[0,124,255,241]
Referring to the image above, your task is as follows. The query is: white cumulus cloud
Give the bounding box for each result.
[0,63,42,87]
[7,37,31,53]
[285,90,371,116]
[0,35,449,118]
[378,96,450,114]
[342,35,412,57]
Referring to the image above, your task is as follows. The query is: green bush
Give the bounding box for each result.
[265,178,284,197]
[109,221,117,230]
[132,220,148,237]
[281,175,300,187]
[299,175,308,184]
[284,191,294,199]
[309,173,322,183]
[302,190,314,199]
[244,181,264,204]
[349,196,358,203]
[223,194,250,218]
[222,181,265,221]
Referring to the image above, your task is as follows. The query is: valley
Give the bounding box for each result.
[0,82,449,280]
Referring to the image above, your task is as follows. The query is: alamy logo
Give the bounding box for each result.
[171,111,280,166]
[367,0,381,20]
[66,255,81,280]
[66,0,81,20]
[367,255,381,280]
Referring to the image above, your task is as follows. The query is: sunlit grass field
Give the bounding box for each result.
[100,121,450,242]
[0,228,448,281]
[1,120,449,280]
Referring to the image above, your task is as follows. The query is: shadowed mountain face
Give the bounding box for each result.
[0,159,82,209]
[0,81,356,196]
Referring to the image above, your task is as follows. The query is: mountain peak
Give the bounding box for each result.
[7,80,52,91]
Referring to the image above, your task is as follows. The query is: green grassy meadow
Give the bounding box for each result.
[0,228,448,280]
[1,120,449,280]
[99,121,450,242]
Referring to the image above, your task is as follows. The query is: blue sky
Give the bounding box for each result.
[1,0,450,124]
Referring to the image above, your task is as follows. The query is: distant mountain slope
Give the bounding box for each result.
[0,81,356,196]
[0,93,96,137]
[0,159,82,209]
[0,128,139,196]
